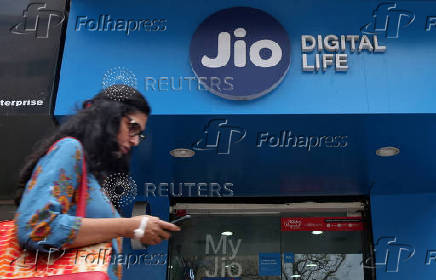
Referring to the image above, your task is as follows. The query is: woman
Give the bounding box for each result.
[14,84,180,280]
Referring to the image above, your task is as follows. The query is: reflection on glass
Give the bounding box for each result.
[168,212,365,280]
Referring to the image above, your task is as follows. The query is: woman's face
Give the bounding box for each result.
[117,111,148,155]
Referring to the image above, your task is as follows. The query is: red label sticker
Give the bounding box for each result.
[281,217,364,231]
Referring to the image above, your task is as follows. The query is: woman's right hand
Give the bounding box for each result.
[128,215,181,245]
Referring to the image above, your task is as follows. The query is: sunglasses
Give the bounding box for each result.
[126,116,146,142]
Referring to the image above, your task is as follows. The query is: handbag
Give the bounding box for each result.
[0,137,114,279]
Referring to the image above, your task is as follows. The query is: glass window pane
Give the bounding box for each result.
[280,213,364,280]
[168,205,368,280]
[169,214,281,280]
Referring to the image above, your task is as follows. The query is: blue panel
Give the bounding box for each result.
[118,148,172,280]
[119,196,170,280]
[56,0,436,116]
[370,192,436,279]
[123,114,436,198]
[130,114,370,198]
[258,253,281,276]
[365,115,436,195]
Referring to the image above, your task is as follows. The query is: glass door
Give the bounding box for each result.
[168,202,371,280]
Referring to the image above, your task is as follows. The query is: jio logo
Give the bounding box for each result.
[190,7,290,100]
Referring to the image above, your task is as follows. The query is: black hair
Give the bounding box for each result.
[15,85,151,206]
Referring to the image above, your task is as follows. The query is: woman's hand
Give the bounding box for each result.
[63,215,181,250]
[129,215,181,245]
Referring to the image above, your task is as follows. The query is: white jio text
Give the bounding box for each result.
[301,35,386,72]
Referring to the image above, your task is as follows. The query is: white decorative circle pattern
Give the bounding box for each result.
[101,67,137,101]
[102,172,137,208]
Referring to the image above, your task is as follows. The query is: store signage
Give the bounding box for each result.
[0,99,44,108]
[190,7,290,100]
[1,0,66,115]
[301,35,386,72]
[281,217,364,231]
[205,234,242,277]
[57,1,436,116]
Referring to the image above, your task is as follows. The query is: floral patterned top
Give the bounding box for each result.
[15,137,122,280]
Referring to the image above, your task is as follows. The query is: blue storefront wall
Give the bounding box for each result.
[56,0,436,116]
[370,193,436,279]
[55,0,436,279]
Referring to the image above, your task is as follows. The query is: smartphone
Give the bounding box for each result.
[170,214,191,226]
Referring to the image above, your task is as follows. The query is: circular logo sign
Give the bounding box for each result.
[190,7,290,100]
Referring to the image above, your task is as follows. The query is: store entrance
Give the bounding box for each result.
[168,202,373,280]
